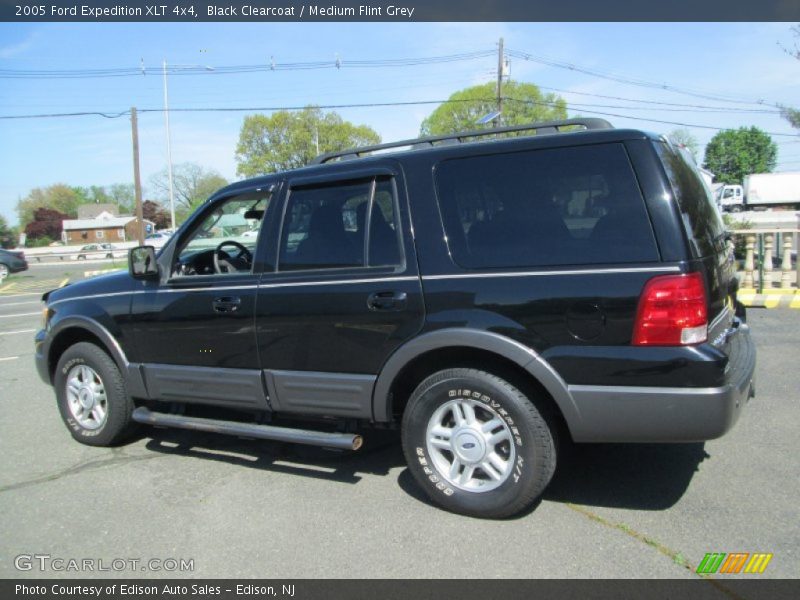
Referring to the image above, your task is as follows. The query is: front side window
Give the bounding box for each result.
[279,177,402,271]
[434,143,659,269]
[174,192,270,276]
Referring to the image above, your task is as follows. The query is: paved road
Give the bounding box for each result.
[0,268,797,581]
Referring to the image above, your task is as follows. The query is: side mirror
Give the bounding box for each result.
[129,246,159,280]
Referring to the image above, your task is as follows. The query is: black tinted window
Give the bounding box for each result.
[279,178,402,271]
[434,143,659,269]
[655,141,726,258]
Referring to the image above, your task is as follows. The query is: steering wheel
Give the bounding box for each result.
[213,240,252,274]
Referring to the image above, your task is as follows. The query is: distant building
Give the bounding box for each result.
[77,203,119,219]
[62,211,154,244]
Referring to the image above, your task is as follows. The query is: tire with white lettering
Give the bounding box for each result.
[55,342,137,446]
[401,368,556,518]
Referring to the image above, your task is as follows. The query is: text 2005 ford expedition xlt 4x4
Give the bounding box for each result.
[36,119,755,518]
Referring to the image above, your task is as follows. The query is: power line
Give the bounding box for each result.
[506,47,787,108]
[503,96,799,137]
[0,51,495,79]
[0,98,482,120]
[536,84,784,114]
[2,95,798,138]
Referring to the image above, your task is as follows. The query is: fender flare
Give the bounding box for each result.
[45,316,147,398]
[48,316,129,371]
[371,328,582,431]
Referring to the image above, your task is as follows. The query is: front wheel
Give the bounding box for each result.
[401,368,556,518]
[54,342,137,446]
[0,263,8,279]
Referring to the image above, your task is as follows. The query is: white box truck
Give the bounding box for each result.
[716,172,800,212]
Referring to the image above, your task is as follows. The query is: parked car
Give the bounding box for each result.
[71,243,125,260]
[0,248,28,278]
[35,119,756,518]
[145,232,172,248]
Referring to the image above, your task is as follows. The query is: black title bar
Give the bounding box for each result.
[5,579,800,600]
[2,0,799,22]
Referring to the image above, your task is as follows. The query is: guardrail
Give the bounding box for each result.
[19,241,140,263]
[729,228,799,292]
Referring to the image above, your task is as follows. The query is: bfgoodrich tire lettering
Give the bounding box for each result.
[54,342,137,446]
[401,368,557,518]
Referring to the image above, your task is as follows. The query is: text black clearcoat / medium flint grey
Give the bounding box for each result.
[35,119,756,518]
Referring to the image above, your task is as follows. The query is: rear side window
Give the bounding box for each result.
[434,143,659,269]
[655,141,726,258]
[279,177,403,271]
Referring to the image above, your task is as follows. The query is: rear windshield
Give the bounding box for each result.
[655,141,726,258]
[434,143,659,269]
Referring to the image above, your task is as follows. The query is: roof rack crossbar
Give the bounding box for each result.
[311,118,613,165]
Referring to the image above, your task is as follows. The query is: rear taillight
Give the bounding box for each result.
[632,273,708,346]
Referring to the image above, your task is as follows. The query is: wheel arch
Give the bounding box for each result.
[46,317,128,383]
[372,329,581,437]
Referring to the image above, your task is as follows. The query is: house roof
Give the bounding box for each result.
[77,203,119,219]
[62,213,151,231]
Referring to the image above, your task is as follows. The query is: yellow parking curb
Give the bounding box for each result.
[738,289,800,309]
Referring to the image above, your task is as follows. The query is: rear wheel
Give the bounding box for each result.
[401,368,556,518]
[55,342,137,446]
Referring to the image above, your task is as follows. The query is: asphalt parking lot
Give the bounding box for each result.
[0,264,798,581]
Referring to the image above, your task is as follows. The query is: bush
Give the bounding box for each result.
[27,236,54,248]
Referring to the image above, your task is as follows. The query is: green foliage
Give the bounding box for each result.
[107,183,136,214]
[16,184,85,227]
[0,214,15,248]
[419,80,567,136]
[15,182,139,229]
[235,106,381,177]
[702,127,777,185]
[667,128,700,161]
[781,107,800,129]
[148,162,229,221]
[26,235,54,247]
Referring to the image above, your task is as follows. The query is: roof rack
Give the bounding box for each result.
[311,118,613,165]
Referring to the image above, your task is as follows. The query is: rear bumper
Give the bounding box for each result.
[566,323,756,442]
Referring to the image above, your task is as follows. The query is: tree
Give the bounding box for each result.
[142,200,171,230]
[235,106,381,177]
[16,184,84,227]
[419,81,567,136]
[779,25,800,130]
[107,183,136,214]
[703,127,778,184]
[149,163,229,217]
[24,207,70,242]
[782,108,800,129]
[0,215,15,249]
[668,128,700,162]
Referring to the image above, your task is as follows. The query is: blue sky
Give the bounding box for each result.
[0,22,798,225]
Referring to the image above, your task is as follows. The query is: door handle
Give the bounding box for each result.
[367,291,408,311]
[212,296,241,313]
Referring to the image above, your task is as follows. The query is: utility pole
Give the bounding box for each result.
[495,37,504,128]
[162,59,176,231]
[130,107,145,246]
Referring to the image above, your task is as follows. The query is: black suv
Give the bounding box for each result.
[35,119,756,518]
